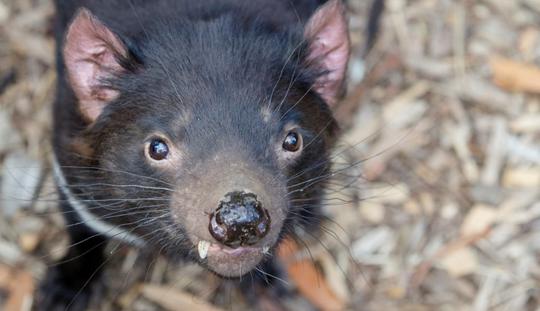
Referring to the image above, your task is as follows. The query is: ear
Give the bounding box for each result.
[63,9,128,122]
[304,0,350,107]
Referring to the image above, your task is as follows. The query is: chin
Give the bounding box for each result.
[195,240,269,277]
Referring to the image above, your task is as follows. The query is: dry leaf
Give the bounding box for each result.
[5,269,34,311]
[277,238,345,311]
[318,252,350,303]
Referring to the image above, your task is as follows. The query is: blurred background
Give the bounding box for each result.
[1,0,540,310]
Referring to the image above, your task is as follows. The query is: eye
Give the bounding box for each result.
[282,131,302,152]
[148,139,169,161]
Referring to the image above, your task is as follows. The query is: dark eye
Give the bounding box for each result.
[148,139,169,160]
[282,131,302,152]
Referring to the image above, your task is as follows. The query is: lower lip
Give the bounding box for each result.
[208,243,259,257]
[194,240,269,277]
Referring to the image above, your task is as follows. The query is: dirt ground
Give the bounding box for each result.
[1,0,540,310]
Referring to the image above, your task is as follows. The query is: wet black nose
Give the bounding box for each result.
[209,191,271,248]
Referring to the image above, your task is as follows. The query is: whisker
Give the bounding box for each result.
[57,165,176,188]
[254,267,289,286]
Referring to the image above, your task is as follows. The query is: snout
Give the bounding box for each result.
[209,191,271,248]
[172,162,287,278]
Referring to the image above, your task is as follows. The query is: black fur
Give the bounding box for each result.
[44,0,343,310]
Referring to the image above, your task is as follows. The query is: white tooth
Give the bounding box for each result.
[198,240,210,260]
[262,246,270,254]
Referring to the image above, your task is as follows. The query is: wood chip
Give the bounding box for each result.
[18,233,40,253]
[518,27,539,60]
[461,205,497,237]
[3,0,540,310]
[502,167,540,188]
[510,114,540,133]
[439,247,478,277]
[490,56,540,93]
[0,2,9,23]
[480,118,507,186]
[359,203,385,223]
[383,81,430,128]
[0,153,42,216]
[7,30,54,65]
[0,264,11,289]
[386,286,406,300]
[141,284,224,311]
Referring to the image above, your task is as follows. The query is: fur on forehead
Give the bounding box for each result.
[63,1,347,133]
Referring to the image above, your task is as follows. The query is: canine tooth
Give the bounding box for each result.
[198,240,210,259]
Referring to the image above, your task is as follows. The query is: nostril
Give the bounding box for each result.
[209,191,271,248]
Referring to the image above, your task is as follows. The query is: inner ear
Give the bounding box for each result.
[63,8,129,122]
[304,0,350,107]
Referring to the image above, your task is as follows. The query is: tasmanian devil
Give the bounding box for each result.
[42,0,356,309]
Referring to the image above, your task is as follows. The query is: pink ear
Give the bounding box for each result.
[63,9,127,122]
[305,0,350,107]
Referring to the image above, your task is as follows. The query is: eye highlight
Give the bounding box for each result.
[148,139,169,161]
[282,131,302,152]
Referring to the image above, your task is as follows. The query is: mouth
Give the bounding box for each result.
[195,239,271,277]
